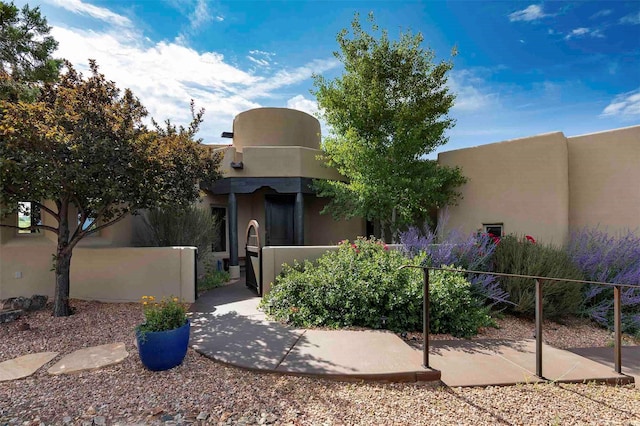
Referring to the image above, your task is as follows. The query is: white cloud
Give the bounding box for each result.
[590,9,612,19]
[508,5,548,22]
[448,70,499,112]
[286,95,319,117]
[46,0,132,27]
[601,88,640,119]
[247,56,270,67]
[246,50,276,69]
[620,12,640,25]
[50,24,337,142]
[188,0,214,31]
[564,27,605,40]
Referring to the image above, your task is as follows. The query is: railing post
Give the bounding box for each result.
[535,279,543,378]
[423,268,430,369]
[614,285,622,374]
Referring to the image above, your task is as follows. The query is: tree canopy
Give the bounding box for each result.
[0,61,221,316]
[0,1,60,100]
[312,13,467,240]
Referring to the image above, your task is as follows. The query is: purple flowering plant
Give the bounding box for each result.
[400,224,510,307]
[566,227,640,335]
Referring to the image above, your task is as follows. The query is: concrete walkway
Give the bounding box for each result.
[189,278,635,387]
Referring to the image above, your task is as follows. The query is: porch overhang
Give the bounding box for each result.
[201,177,317,195]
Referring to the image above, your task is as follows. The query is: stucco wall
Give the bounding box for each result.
[232,108,320,152]
[567,126,640,234]
[0,238,196,302]
[306,197,366,245]
[438,132,570,245]
[218,146,343,181]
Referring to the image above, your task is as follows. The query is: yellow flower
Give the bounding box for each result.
[149,296,155,301]
[173,297,179,302]
[143,301,148,305]
[141,296,148,300]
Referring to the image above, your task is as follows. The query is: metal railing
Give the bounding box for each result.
[400,265,639,378]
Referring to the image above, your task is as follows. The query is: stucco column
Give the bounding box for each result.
[294,192,304,245]
[228,192,239,279]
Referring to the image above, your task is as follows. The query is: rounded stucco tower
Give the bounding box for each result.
[232,108,320,152]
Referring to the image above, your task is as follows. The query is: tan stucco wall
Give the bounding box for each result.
[218,146,343,181]
[438,132,570,245]
[0,237,196,302]
[306,197,366,245]
[233,108,320,152]
[567,126,640,235]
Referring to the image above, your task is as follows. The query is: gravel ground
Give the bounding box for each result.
[1,300,639,425]
[408,316,640,349]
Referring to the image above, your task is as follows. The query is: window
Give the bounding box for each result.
[483,223,503,238]
[78,214,97,232]
[17,201,41,234]
[211,206,227,252]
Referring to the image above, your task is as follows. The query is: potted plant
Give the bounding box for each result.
[136,296,190,371]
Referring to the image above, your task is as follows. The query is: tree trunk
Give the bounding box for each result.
[53,203,72,317]
[53,250,72,317]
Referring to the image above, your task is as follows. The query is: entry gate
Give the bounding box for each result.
[245,220,262,295]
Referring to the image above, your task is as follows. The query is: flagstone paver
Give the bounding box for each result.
[47,343,128,375]
[0,352,59,381]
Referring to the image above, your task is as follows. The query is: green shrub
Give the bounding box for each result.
[260,238,494,337]
[198,270,230,292]
[493,235,584,318]
[135,203,220,254]
[429,267,495,337]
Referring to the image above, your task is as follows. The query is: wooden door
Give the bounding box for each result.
[265,195,295,246]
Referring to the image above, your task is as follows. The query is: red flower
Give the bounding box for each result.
[525,235,536,244]
[351,243,357,249]
[383,244,389,251]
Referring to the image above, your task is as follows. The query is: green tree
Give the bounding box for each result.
[0,61,221,316]
[312,13,466,240]
[0,1,60,100]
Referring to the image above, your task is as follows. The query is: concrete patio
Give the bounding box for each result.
[189,277,636,387]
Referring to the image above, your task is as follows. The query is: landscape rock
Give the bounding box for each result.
[10,297,31,311]
[28,295,47,311]
[0,309,22,324]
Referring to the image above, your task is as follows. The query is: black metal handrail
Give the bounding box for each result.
[400,265,639,379]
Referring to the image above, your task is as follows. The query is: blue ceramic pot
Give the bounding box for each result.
[136,319,190,371]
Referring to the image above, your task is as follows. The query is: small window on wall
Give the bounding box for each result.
[17,201,41,234]
[78,214,97,232]
[483,223,503,238]
[211,206,227,252]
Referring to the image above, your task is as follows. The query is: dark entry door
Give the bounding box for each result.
[265,195,295,246]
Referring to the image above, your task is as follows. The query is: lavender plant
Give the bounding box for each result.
[400,226,510,306]
[566,228,640,335]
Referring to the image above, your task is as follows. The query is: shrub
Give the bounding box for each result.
[261,238,424,331]
[400,226,509,306]
[261,238,493,337]
[135,203,220,254]
[429,266,495,337]
[493,235,584,318]
[199,270,230,292]
[567,228,640,335]
[137,296,187,334]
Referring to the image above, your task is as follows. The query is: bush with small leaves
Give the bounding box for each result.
[261,238,494,337]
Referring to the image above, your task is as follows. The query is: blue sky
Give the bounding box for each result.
[15,0,640,155]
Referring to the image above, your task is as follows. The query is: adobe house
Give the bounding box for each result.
[199,107,366,279]
[437,125,640,245]
[0,107,365,302]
